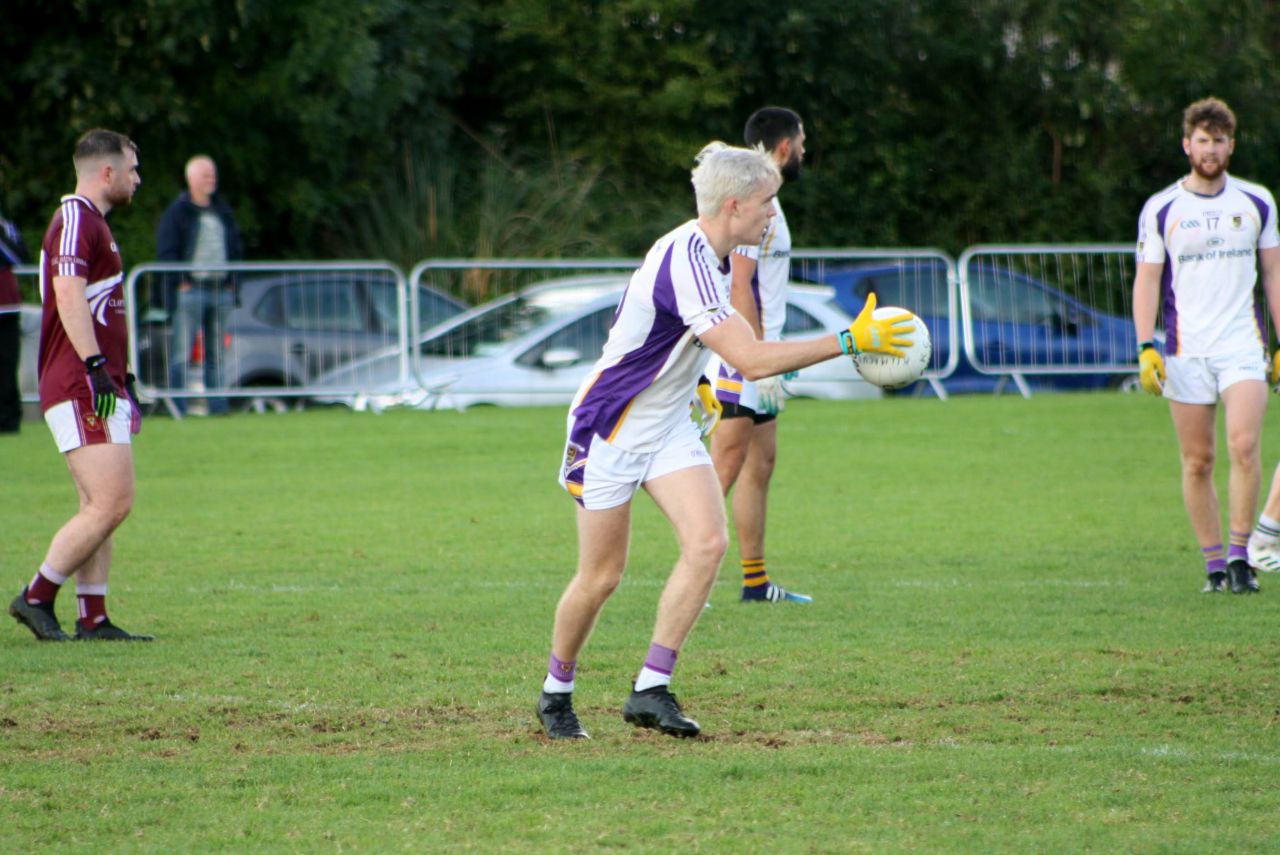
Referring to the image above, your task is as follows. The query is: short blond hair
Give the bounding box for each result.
[691,142,779,217]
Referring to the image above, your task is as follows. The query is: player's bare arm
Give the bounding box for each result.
[1132,262,1164,343]
[698,312,839,381]
[1260,247,1280,340]
[52,275,105,360]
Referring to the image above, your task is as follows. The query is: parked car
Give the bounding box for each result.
[135,271,468,393]
[316,275,880,410]
[801,260,1144,394]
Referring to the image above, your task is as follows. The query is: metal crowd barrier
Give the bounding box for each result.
[11,245,1177,412]
[957,244,1139,398]
[790,249,959,399]
[10,264,39,404]
[123,261,408,416]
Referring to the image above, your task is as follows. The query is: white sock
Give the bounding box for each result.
[633,667,671,693]
[543,674,574,694]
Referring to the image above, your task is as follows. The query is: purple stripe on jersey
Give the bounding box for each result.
[1155,199,1178,355]
[572,246,689,440]
[687,234,716,306]
[1154,198,1174,243]
[1161,260,1177,355]
[751,269,763,326]
[1242,189,1271,229]
[1237,190,1270,343]
[716,361,743,405]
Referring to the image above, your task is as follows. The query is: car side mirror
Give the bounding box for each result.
[541,347,582,369]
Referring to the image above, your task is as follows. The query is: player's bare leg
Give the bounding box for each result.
[551,502,632,662]
[1170,401,1228,591]
[11,444,135,641]
[44,444,134,576]
[736,421,808,603]
[538,501,632,740]
[619,464,727,737]
[644,464,727,647]
[710,415,753,495]
[1221,379,1265,592]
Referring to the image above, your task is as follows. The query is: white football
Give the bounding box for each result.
[852,307,931,390]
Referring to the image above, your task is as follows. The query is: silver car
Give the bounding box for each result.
[318,275,880,410]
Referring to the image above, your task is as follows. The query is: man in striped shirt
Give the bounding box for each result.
[9,129,153,642]
[537,142,912,739]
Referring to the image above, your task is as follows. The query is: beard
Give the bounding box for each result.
[105,183,135,207]
[1190,152,1228,181]
[780,151,803,183]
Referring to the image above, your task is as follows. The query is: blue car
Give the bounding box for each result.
[800,260,1142,395]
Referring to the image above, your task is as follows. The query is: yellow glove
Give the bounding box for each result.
[1138,345,1165,395]
[693,376,722,438]
[1270,350,1280,388]
[840,292,914,358]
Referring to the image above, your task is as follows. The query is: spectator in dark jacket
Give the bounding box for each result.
[0,208,28,433]
[156,155,243,414]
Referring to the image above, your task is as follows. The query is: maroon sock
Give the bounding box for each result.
[77,593,108,630]
[26,567,65,606]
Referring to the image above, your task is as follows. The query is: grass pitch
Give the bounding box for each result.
[3,394,1279,852]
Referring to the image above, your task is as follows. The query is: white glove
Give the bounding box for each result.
[756,374,790,415]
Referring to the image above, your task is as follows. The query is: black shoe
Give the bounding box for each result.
[1228,560,1260,594]
[9,589,70,641]
[536,691,589,739]
[1201,571,1228,593]
[622,685,700,738]
[74,619,155,641]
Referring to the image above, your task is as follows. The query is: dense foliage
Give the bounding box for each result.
[4,0,1280,267]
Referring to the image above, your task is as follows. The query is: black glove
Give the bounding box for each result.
[84,355,116,419]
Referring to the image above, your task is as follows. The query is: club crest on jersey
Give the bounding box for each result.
[1231,214,1244,230]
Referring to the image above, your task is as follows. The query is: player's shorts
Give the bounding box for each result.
[720,400,775,425]
[1164,348,1268,404]
[559,417,711,510]
[710,361,775,424]
[44,397,138,453]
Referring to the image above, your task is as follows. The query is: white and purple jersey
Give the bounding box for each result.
[1137,174,1280,356]
[714,199,791,406]
[566,219,734,455]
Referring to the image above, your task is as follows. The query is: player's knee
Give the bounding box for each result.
[684,528,728,568]
[1227,431,1260,463]
[1180,449,1214,479]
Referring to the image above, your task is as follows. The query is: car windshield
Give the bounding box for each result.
[420,285,619,358]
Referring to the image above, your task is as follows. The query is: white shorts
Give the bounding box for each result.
[44,397,137,453]
[1164,349,1267,404]
[559,418,710,510]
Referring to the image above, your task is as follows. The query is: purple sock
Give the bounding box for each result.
[1228,531,1250,563]
[644,643,677,675]
[1202,544,1226,575]
[547,653,576,689]
[633,643,679,692]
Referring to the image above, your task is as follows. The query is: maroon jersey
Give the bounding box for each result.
[37,195,128,410]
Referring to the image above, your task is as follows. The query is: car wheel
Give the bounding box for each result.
[1111,374,1142,393]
